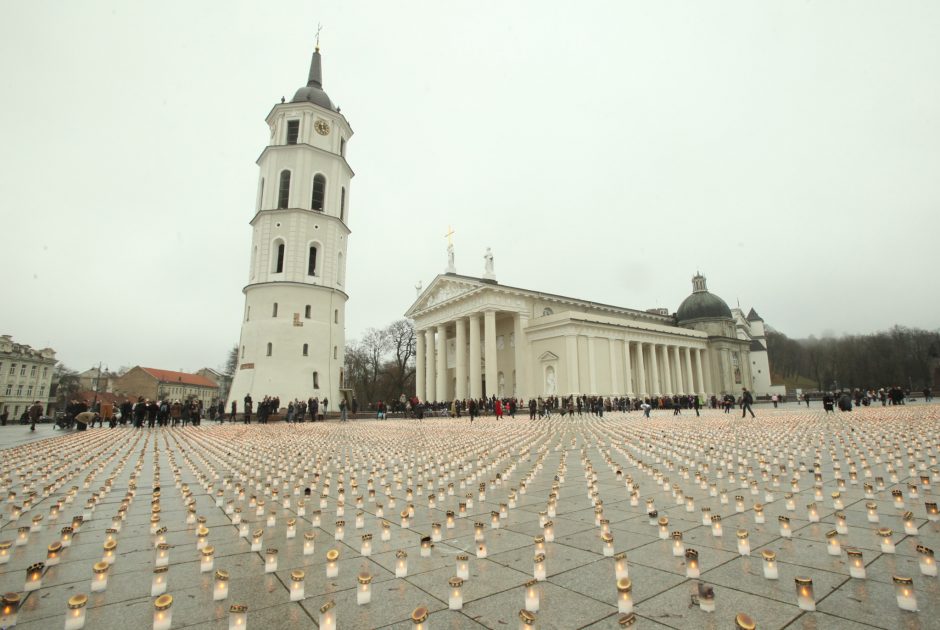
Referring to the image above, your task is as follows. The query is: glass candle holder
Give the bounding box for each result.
[544,521,555,542]
[735,496,745,513]
[617,577,633,614]
[359,533,373,557]
[671,531,685,556]
[1,592,20,628]
[311,511,322,527]
[779,516,791,538]
[214,569,229,600]
[238,522,249,538]
[357,572,373,605]
[892,490,904,509]
[446,511,455,529]
[65,593,88,630]
[290,569,305,601]
[893,576,917,611]
[700,507,712,527]
[477,541,488,559]
[753,504,765,524]
[196,526,209,550]
[228,604,247,630]
[762,549,778,579]
[432,522,442,542]
[658,517,669,540]
[265,548,278,573]
[794,577,815,611]
[917,545,936,576]
[737,529,751,556]
[411,605,429,629]
[522,578,539,612]
[685,549,700,578]
[833,511,848,534]
[326,549,339,578]
[534,553,546,580]
[697,582,715,612]
[396,549,409,577]
[334,521,345,541]
[201,545,215,573]
[456,554,469,580]
[806,503,819,523]
[878,528,895,553]
[151,566,168,596]
[614,551,629,579]
[16,526,29,547]
[685,496,695,513]
[421,536,433,558]
[47,541,62,566]
[847,548,866,579]
[318,600,336,630]
[286,518,296,539]
[866,502,879,523]
[0,540,10,564]
[927,502,939,522]
[25,561,44,592]
[251,529,263,552]
[153,594,173,630]
[445,576,463,610]
[602,533,615,557]
[903,512,917,535]
[91,561,109,592]
[711,516,723,537]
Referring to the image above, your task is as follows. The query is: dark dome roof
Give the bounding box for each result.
[290,49,336,111]
[676,274,733,323]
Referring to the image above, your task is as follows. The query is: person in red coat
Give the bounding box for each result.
[494,399,503,419]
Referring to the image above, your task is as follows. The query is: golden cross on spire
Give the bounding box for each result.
[315,23,323,50]
[444,226,456,246]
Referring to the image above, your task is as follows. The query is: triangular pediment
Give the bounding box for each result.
[405,275,485,316]
[538,351,559,362]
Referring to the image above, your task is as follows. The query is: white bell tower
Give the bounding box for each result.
[227,45,353,411]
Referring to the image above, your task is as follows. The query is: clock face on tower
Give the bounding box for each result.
[315,119,331,136]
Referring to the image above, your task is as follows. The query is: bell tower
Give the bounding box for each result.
[227,45,353,411]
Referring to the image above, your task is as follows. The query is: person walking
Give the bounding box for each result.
[28,400,42,432]
[741,388,755,418]
[339,398,348,422]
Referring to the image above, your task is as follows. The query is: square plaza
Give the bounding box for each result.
[1,404,938,629]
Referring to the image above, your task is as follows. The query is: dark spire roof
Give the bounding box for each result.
[746,308,763,322]
[291,48,336,110]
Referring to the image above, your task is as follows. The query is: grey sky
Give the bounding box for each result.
[2,1,938,374]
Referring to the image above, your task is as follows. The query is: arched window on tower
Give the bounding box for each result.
[302,343,308,356]
[272,241,285,273]
[266,342,273,356]
[340,187,346,222]
[311,174,326,211]
[340,137,345,157]
[272,302,278,317]
[307,245,318,276]
[305,305,311,319]
[337,251,344,285]
[278,170,291,208]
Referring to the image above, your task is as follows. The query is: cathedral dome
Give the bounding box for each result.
[676,273,733,323]
[291,49,336,110]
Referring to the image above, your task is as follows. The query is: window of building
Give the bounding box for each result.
[272,302,278,317]
[334,309,338,324]
[27,385,32,397]
[305,305,311,319]
[286,119,299,145]
[340,137,345,156]
[7,363,13,375]
[42,367,47,378]
[333,346,338,359]
[274,241,285,273]
[246,306,250,321]
[278,170,291,208]
[266,343,273,357]
[340,187,345,222]
[307,246,318,276]
[302,344,309,356]
[16,385,23,396]
[4,384,11,396]
[311,174,326,211]
[241,345,245,358]
[258,178,264,210]
[30,366,36,377]
[312,372,319,389]
[20,365,26,376]
[337,251,344,285]
[39,385,45,396]
[0,362,3,373]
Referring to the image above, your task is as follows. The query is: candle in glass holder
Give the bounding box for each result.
[734,612,755,630]
[779,516,791,538]
[522,578,539,612]
[214,569,229,600]
[411,605,429,629]
[902,511,918,535]
[736,530,751,556]
[456,554,468,580]
[647,510,658,526]
[913,545,936,578]
[753,504,765,524]
[878,528,895,553]
[64,593,87,630]
[806,503,819,523]
[927,502,939,522]
[251,529,263,552]
[826,530,841,556]
[893,575,917,611]
[1,592,20,628]
[25,561,44,591]
[228,604,248,630]
[445,576,463,610]
[892,490,904,509]
[671,531,685,556]
[657,517,669,540]
[735,496,745,513]
[602,533,615,557]
[617,577,633,613]
[16,526,29,547]
[46,540,62,566]
[834,512,848,535]
[762,549,778,579]
[287,569,305,601]
[326,548,339,578]
[866,502,879,523]
[355,571,373,605]
[151,566,168,596]
[431,522,442,543]
[420,536,433,558]
[91,561,109,592]
[534,553,546,580]
[153,526,167,548]
[794,577,815,611]
[711,515,723,537]
[238,522,249,538]
[614,552,629,579]
[153,594,173,630]
[518,608,535,629]
[685,549,700,578]
[286,518,296,539]
[847,548,865,579]
[356,512,365,529]
[201,545,215,573]
[334,520,345,541]
[196,526,209,550]
[697,582,715,612]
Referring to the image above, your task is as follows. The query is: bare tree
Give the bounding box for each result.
[225,344,239,376]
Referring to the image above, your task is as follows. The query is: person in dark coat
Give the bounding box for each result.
[740,388,755,418]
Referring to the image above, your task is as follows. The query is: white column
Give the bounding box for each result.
[661,345,673,395]
[565,335,580,394]
[623,340,634,397]
[649,343,660,395]
[415,330,426,401]
[695,348,705,396]
[483,310,497,399]
[436,323,448,402]
[684,347,695,396]
[587,336,597,394]
[672,345,684,394]
[425,328,436,402]
[700,348,712,395]
[513,314,528,399]
[610,339,623,395]
[469,314,482,399]
[455,318,467,400]
[635,342,646,398]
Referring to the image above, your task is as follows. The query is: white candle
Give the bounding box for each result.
[903,512,918,535]
[878,528,895,553]
[421,536,432,557]
[214,569,229,600]
[251,529,263,551]
[334,520,345,541]
[917,545,937,576]
[326,549,339,577]
[614,552,629,579]
[762,550,778,580]
[866,502,879,523]
[685,549,700,578]
[318,601,336,630]
[617,577,633,614]
[523,579,539,612]
[228,604,248,630]
[151,567,168,596]
[847,549,866,579]
[672,532,685,556]
[534,553,546,580]
[753,504,765,524]
[91,561,109,592]
[456,554,468,580]
[779,516,792,538]
[412,605,429,629]
[64,593,87,630]
[697,582,715,612]
[265,548,278,573]
[153,594,173,630]
[477,541,488,559]
[658,517,669,540]
[396,550,409,577]
[0,541,11,564]
[303,531,316,556]
[835,512,848,535]
[737,530,750,556]
[357,572,373,605]
[795,577,815,611]
[286,518,296,539]
[1,592,20,628]
[290,570,305,601]
[361,534,373,556]
[893,576,917,612]
[449,577,464,610]
[25,562,44,591]
[47,541,62,567]
[806,503,820,523]
[711,516,723,537]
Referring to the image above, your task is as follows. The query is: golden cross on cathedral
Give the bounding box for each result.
[315,23,323,49]
[444,226,456,246]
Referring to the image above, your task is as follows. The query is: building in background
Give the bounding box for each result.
[0,334,57,419]
[77,366,118,394]
[732,308,787,398]
[113,367,218,403]
[196,367,232,405]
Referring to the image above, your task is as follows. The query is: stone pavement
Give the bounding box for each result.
[0,406,938,629]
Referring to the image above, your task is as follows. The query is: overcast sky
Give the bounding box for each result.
[1,1,938,374]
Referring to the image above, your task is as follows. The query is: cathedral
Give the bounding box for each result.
[406,266,778,401]
[228,46,351,409]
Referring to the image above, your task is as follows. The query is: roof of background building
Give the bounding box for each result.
[140,368,218,388]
